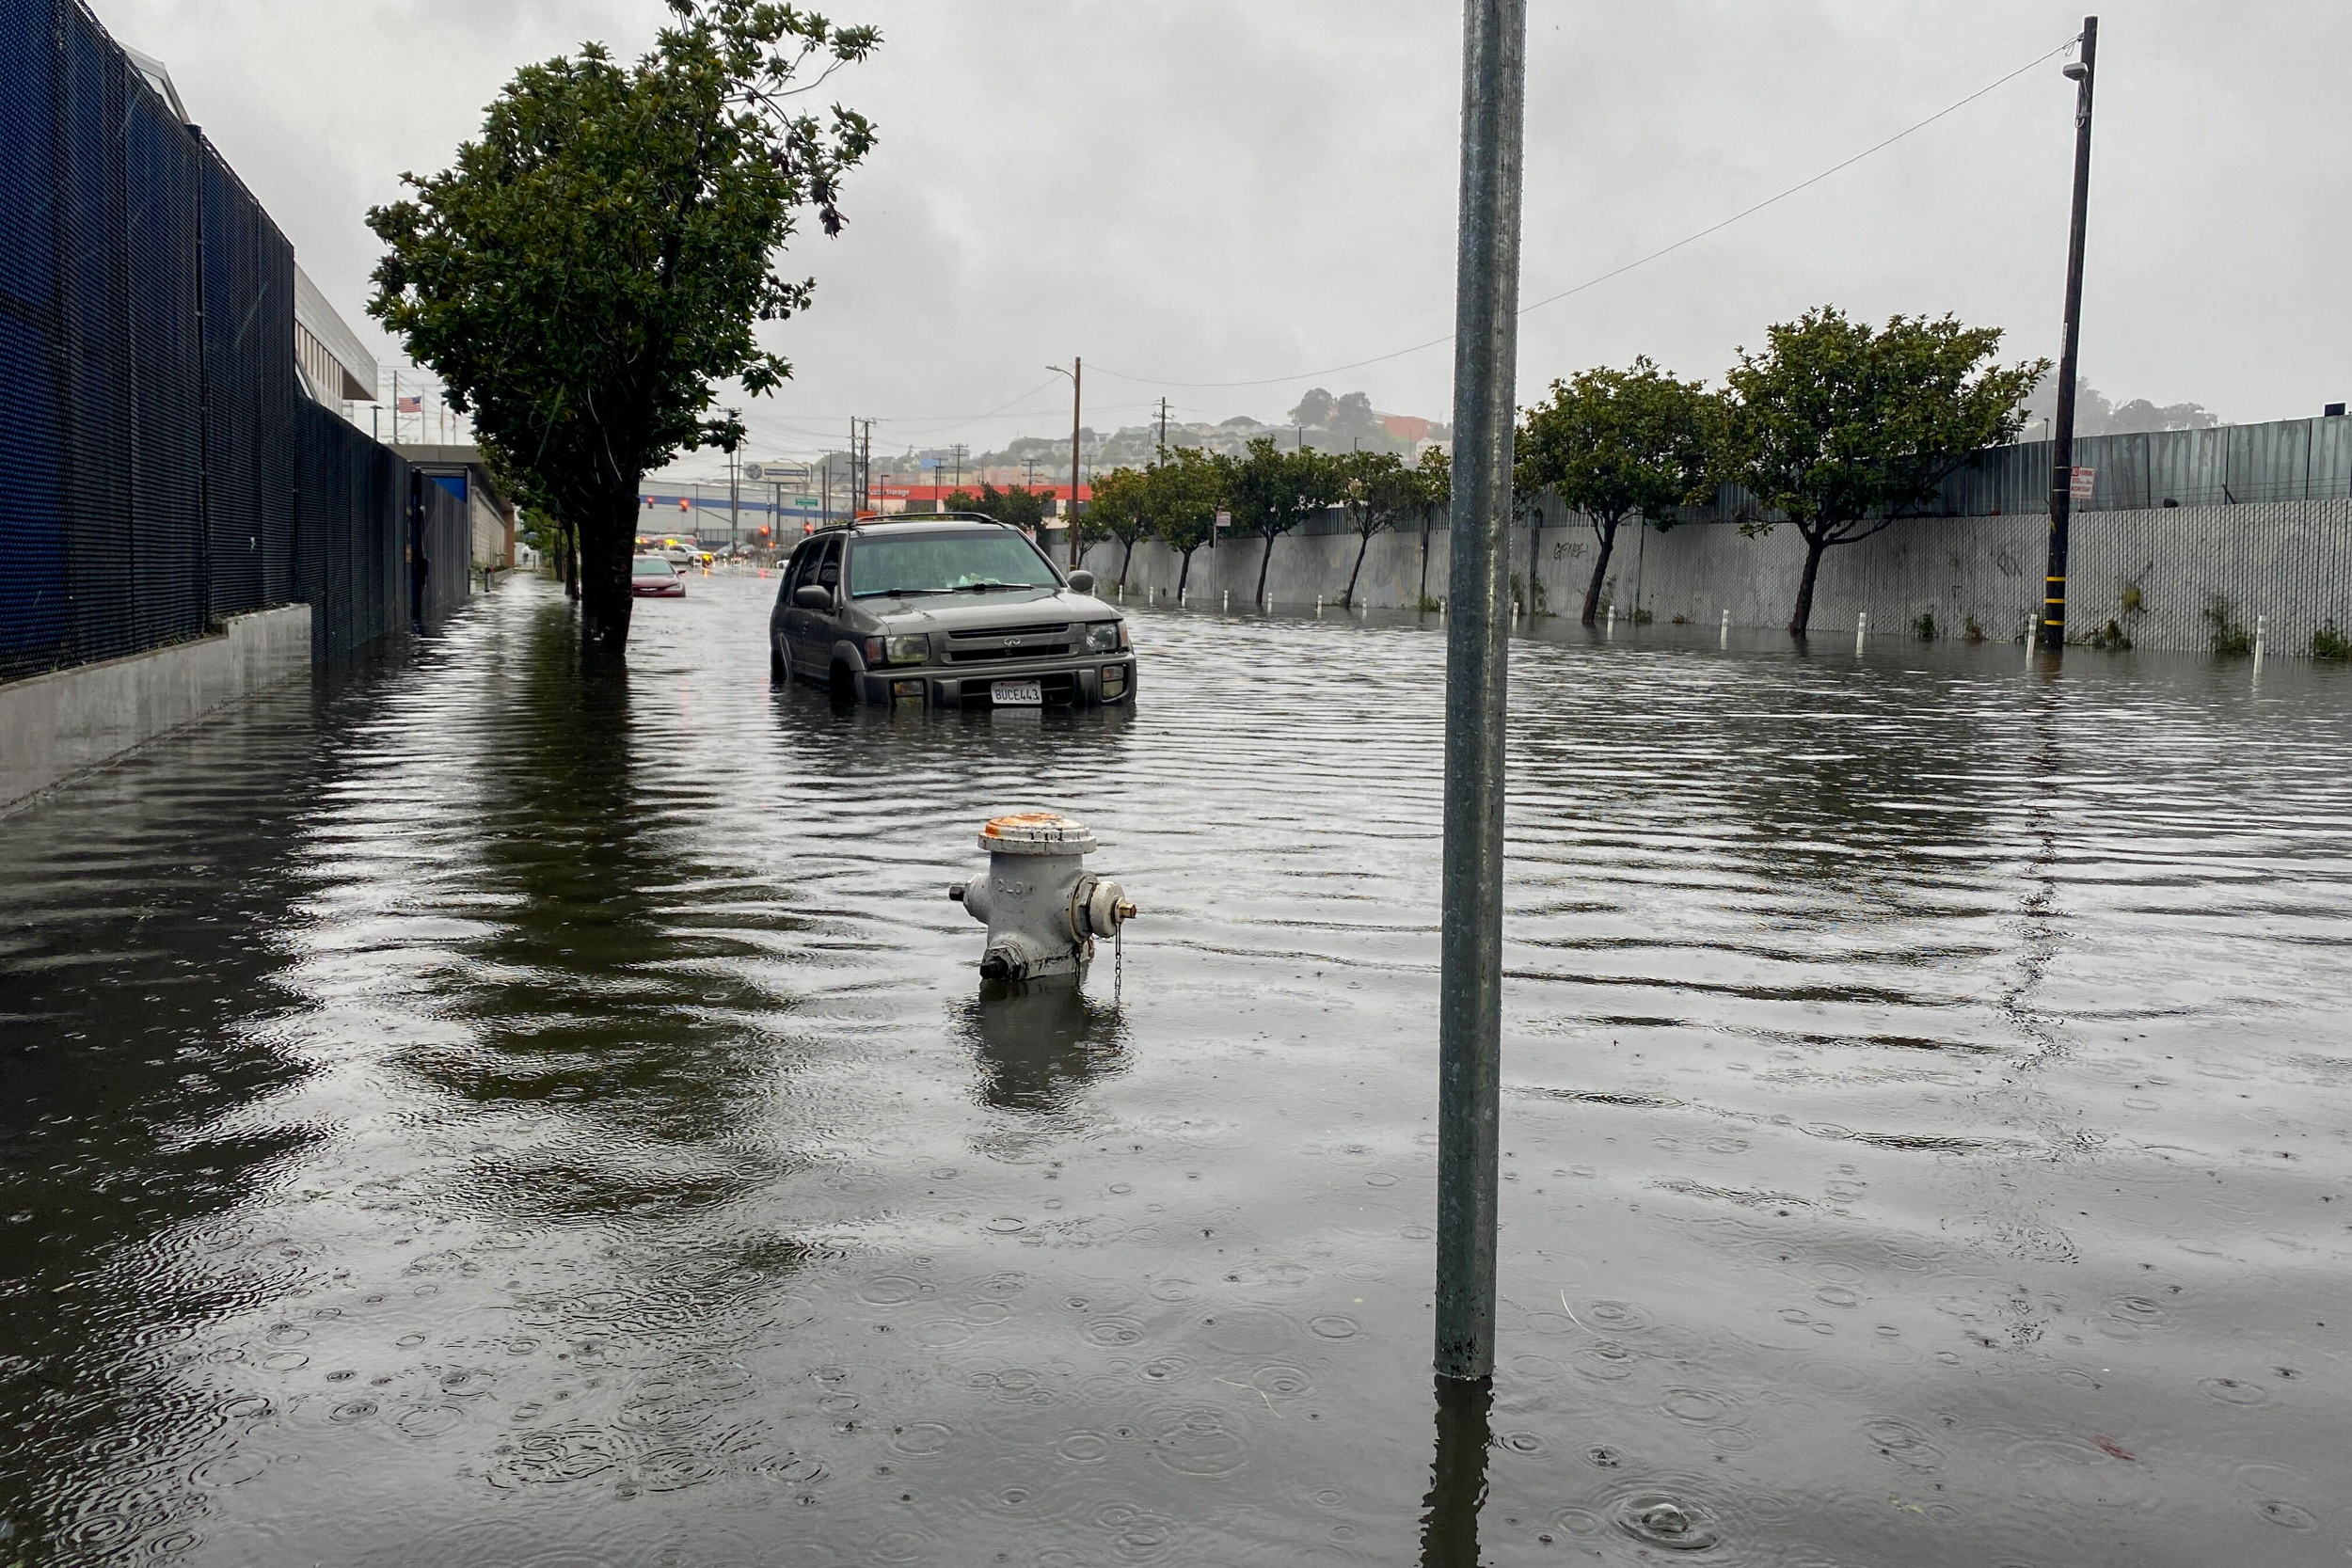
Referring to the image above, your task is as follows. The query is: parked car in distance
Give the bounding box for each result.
[770,515,1134,708]
[632,555,686,597]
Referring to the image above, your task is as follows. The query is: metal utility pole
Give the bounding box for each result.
[1156,396,1169,457]
[1435,0,1526,1387]
[2041,16,2098,653]
[1069,357,1084,563]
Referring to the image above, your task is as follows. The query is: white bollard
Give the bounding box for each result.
[2025,611,2037,663]
[1856,610,1868,654]
[1720,608,1729,647]
[1222,590,1230,612]
[1315,594,1324,614]
[1606,604,1614,637]
[2254,613,2268,672]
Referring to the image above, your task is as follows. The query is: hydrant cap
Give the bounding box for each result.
[978,811,1098,857]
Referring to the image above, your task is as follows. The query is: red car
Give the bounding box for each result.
[632,555,685,597]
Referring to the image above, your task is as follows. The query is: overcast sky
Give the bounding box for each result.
[102,0,2351,478]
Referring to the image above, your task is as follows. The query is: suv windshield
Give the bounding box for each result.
[849,531,1057,598]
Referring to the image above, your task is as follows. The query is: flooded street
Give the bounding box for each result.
[5,570,2350,1566]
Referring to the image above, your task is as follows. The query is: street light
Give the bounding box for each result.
[1047,360,1083,564]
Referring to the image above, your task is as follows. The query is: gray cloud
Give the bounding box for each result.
[100,0,2352,475]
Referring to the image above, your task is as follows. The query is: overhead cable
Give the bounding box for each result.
[1087,34,2078,391]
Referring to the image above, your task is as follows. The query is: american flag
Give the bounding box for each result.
[397,394,422,414]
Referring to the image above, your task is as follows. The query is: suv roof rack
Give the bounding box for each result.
[850,511,1003,527]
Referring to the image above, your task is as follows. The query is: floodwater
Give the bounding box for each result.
[5,572,2350,1567]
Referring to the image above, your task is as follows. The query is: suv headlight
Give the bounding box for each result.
[1084,620,1124,653]
[864,633,930,666]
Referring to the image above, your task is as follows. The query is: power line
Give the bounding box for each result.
[1089,34,2079,392]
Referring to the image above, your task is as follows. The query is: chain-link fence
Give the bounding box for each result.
[0,0,463,687]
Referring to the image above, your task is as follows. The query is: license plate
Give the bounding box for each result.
[990,678,1042,706]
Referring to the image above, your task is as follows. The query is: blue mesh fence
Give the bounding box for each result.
[0,0,457,684]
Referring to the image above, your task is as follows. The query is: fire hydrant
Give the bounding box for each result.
[949,813,1136,981]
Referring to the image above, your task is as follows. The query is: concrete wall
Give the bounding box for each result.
[0,605,311,812]
[1082,498,2352,656]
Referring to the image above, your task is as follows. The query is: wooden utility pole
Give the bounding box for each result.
[2041,16,2098,653]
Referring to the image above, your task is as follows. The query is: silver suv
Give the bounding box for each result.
[769,515,1136,707]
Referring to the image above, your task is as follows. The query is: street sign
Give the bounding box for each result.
[2070,466,2096,500]
[1214,509,1230,531]
[789,495,819,510]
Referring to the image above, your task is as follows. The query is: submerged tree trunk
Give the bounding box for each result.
[1580,515,1620,626]
[578,494,637,660]
[1528,514,1541,616]
[1120,533,1137,588]
[1176,546,1196,599]
[1789,531,1828,636]
[1344,526,1373,609]
[1254,531,1276,607]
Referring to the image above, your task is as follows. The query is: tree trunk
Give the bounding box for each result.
[1253,531,1275,607]
[1580,516,1619,626]
[1344,527,1373,609]
[1528,515,1541,616]
[1789,532,1828,636]
[578,495,637,659]
[1120,534,1136,588]
[1176,546,1196,598]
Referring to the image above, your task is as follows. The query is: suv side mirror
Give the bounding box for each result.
[794,584,833,610]
[1065,569,1095,594]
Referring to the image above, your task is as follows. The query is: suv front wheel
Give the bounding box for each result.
[770,633,789,685]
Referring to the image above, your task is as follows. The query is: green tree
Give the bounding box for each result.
[1083,467,1153,588]
[1147,445,1229,599]
[1411,446,1452,608]
[1517,358,1720,626]
[945,482,1046,533]
[1725,308,2047,635]
[367,0,879,658]
[1331,450,1423,610]
[1227,436,1337,608]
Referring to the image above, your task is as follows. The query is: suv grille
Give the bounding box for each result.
[949,641,1071,664]
[948,623,1070,640]
[946,623,1074,664]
